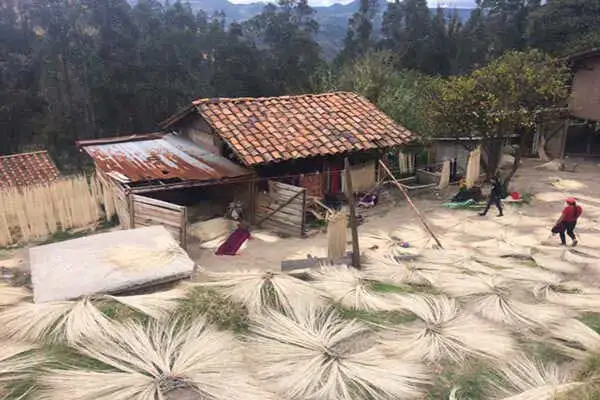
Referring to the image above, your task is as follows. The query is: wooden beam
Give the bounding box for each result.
[344,158,361,269]
[378,160,444,249]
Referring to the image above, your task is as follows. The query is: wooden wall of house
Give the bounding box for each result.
[129,194,188,248]
[173,113,223,155]
[571,57,600,122]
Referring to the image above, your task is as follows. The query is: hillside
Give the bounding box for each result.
[144,0,474,58]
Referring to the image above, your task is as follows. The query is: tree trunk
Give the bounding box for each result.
[504,128,529,187]
[538,134,550,161]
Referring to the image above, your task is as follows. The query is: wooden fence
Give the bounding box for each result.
[129,194,188,248]
[256,181,306,237]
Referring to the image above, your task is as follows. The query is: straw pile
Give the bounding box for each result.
[327,211,347,260]
[437,159,451,189]
[0,175,116,246]
[465,146,481,189]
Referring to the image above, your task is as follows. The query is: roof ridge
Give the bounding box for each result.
[192,91,356,106]
[0,150,49,159]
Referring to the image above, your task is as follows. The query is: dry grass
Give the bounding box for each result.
[310,265,408,311]
[102,287,188,320]
[362,253,443,286]
[248,305,429,400]
[0,341,41,398]
[0,175,116,246]
[0,289,189,344]
[491,356,583,400]
[38,318,267,400]
[199,269,325,316]
[105,242,186,272]
[432,273,567,329]
[531,253,581,274]
[0,285,30,307]
[379,295,516,363]
[0,298,111,345]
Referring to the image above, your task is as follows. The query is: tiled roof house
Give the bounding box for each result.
[0,150,60,189]
[160,92,414,167]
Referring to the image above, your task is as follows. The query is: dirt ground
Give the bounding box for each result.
[189,158,600,273]
[2,158,599,278]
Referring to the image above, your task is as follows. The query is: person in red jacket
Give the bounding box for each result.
[553,197,582,246]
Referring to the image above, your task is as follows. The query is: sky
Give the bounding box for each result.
[228,0,476,7]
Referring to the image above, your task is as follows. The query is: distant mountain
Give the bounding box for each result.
[139,0,475,58]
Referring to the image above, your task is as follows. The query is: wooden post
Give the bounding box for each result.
[344,158,361,269]
[378,160,444,249]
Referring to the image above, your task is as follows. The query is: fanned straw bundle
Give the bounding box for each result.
[248,305,430,400]
[378,295,516,363]
[0,284,30,307]
[435,273,567,328]
[0,288,186,344]
[199,269,325,315]
[362,253,439,286]
[491,356,583,400]
[102,288,188,320]
[0,341,41,398]
[547,318,600,359]
[531,252,580,274]
[0,299,111,344]
[310,265,407,311]
[38,318,269,400]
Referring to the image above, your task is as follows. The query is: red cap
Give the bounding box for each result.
[566,197,577,204]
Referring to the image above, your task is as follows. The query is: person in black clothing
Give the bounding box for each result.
[479,175,504,217]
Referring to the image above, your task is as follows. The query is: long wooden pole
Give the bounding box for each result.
[378,160,444,249]
[344,158,361,269]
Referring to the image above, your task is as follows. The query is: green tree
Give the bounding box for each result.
[428,50,569,180]
[381,0,432,72]
[338,50,433,135]
[528,0,600,55]
[336,0,378,65]
[480,0,540,58]
[245,0,322,94]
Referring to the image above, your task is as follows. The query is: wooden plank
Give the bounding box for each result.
[133,204,182,222]
[133,202,183,219]
[132,194,185,211]
[181,208,188,249]
[133,210,182,227]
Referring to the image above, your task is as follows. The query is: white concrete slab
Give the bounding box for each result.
[30,225,194,303]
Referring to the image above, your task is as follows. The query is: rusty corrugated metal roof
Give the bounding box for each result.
[0,150,60,189]
[77,133,252,185]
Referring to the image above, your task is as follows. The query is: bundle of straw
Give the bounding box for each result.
[327,211,347,260]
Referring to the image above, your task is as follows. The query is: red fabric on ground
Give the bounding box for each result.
[216,228,251,256]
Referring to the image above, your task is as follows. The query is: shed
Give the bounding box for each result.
[0,150,60,189]
[160,92,416,236]
[77,133,255,247]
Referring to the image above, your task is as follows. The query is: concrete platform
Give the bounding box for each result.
[30,225,194,303]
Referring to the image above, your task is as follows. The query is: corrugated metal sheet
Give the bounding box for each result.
[79,133,252,184]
